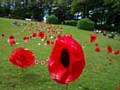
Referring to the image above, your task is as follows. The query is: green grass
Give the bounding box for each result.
[0,18,120,90]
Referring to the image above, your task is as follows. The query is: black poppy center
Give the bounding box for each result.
[60,49,70,68]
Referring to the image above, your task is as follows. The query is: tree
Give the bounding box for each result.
[50,0,74,22]
[103,0,120,31]
[71,0,103,18]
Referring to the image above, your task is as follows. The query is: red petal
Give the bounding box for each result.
[47,40,50,44]
[9,48,35,68]
[107,46,112,54]
[113,50,120,55]
[48,36,85,84]
[32,32,37,38]
[90,33,96,42]
[95,47,100,52]
[8,36,16,46]
[95,43,99,47]
[38,31,44,39]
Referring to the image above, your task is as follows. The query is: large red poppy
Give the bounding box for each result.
[90,33,96,42]
[9,48,35,68]
[48,36,85,84]
[8,35,16,46]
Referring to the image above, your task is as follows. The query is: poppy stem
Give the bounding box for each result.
[18,68,25,75]
[20,68,25,75]
[64,84,69,90]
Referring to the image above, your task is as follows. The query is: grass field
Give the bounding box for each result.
[0,18,120,90]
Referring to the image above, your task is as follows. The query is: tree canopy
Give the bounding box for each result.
[0,0,119,32]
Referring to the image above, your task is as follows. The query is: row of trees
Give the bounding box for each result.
[0,0,120,32]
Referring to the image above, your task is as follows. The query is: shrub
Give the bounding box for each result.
[63,20,78,26]
[77,18,95,30]
[46,15,58,24]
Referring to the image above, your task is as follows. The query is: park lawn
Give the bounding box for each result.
[0,17,120,90]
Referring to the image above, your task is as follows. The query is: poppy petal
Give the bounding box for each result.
[107,46,112,53]
[48,36,85,84]
[9,48,35,68]
[8,35,16,46]
[90,33,96,42]
[95,47,100,52]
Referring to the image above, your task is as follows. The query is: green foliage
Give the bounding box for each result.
[0,7,10,17]
[46,15,58,24]
[51,4,73,22]
[77,18,95,30]
[0,0,120,32]
[63,20,78,26]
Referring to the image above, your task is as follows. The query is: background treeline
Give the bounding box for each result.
[0,0,120,32]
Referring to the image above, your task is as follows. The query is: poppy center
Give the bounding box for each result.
[19,54,25,60]
[60,49,70,68]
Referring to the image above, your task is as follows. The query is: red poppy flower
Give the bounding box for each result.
[107,46,112,53]
[113,50,120,55]
[32,32,37,38]
[90,33,96,42]
[47,40,50,45]
[8,35,16,46]
[9,48,35,68]
[48,36,85,84]
[23,36,30,41]
[95,43,99,47]
[38,31,44,39]
[95,47,100,52]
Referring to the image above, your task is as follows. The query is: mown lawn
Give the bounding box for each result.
[0,18,120,90]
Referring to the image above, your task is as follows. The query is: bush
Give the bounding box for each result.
[46,15,58,24]
[77,18,95,30]
[63,20,77,26]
